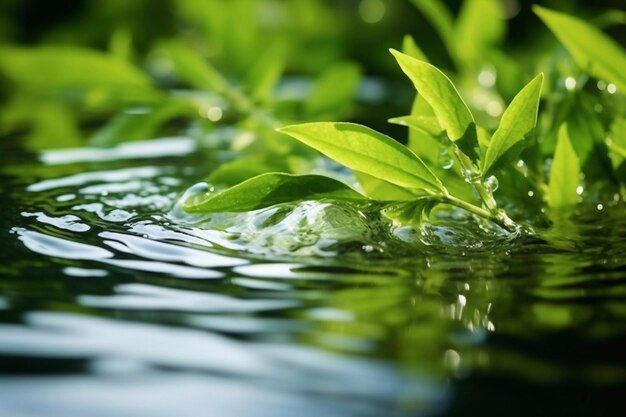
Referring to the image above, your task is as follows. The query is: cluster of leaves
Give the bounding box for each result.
[183,4,626,233]
[0,0,363,151]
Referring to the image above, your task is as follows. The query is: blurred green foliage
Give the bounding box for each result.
[1,0,625,229]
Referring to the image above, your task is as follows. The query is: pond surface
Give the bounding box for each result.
[1,134,625,417]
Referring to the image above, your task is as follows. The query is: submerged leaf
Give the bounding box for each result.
[548,124,580,208]
[534,6,626,93]
[183,173,366,214]
[278,122,445,192]
[383,197,441,228]
[390,49,478,159]
[482,73,543,177]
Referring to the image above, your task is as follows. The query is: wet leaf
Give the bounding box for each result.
[482,73,543,177]
[383,197,441,227]
[278,122,445,192]
[183,173,366,213]
[390,49,478,160]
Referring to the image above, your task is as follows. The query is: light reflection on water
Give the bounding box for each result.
[1,137,625,416]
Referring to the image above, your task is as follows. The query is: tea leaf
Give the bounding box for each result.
[390,49,478,159]
[534,6,626,92]
[548,124,580,208]
[482,73,543,177]
[383,197,441,227]
[355,171,418,201]
[278,122,445,192]
[183,173,366,213]
[388,115,443,137]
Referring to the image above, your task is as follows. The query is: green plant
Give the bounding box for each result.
[182,5,626,234]
[183,49,544,233]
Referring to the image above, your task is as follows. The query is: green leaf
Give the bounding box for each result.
[0,45,152,93]
[183,173,366,214]
[206,155,291,187]
[454,0,505,66]
[607,117,626,169]
[390,49,478,159]
[244,42,287,102]
[88,101,193,146]
[355,171,418,201]
[482,73,544,176]
[278,122,445,192]
[304,62,361,118]
[534,6,626,92]
[388,115,443,137]
[382,197,441,227]
[160,40,229,94]
[548,124,580,208]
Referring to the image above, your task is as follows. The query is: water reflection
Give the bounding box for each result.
[1,138,625,416]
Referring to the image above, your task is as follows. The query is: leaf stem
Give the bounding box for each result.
[442,191,518,232]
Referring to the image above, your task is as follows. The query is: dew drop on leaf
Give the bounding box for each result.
[484,176,499,192]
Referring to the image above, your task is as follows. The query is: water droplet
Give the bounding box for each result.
[484,176,499,192]
[438,149,454,169]
[597,204,604,211]
[527,190,534,197]
[597,80,607,90]
[576,186,584,195]
[607,83,617,94]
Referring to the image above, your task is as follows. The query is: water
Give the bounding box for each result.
[1,135,625,417]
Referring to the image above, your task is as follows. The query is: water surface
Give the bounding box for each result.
[1,135,625,416]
